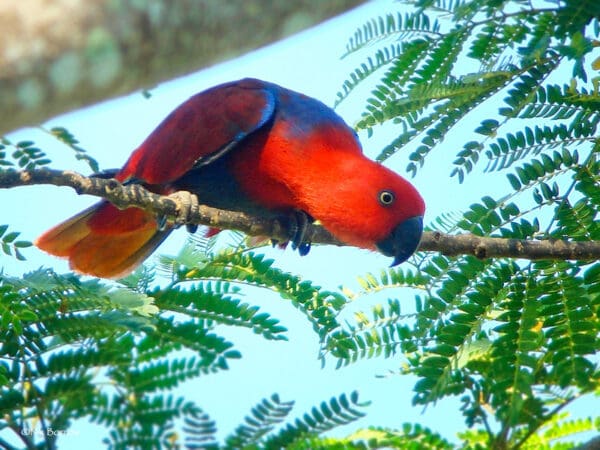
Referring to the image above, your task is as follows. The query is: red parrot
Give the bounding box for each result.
[36,78,425,278]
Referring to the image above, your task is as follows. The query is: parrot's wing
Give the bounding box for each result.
[118,78,276,184]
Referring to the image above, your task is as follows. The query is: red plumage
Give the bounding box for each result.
[36,78,425,278]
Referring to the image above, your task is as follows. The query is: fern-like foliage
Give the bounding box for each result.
[46,126,100,172]
[308,424,455,450]
[342,11,441,57]
[222,394,294,449]
[0,228,366,448]
[0,224,32,261]
[260,391,367,450]
[159,240,347,341]
[0,137,51,170]
[339,0,600,179]
[333,1,600,448]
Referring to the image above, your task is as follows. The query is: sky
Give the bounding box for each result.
[1,0,596,447]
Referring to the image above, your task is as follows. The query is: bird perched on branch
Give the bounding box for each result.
[36,78,425,278]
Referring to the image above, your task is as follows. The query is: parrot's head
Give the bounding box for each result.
[300,152,425,265]
[246,108,426,265]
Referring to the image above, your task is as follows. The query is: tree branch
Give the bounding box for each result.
[0,0,361,134]
[2,168,600,262]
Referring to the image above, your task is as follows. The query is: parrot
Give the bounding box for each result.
[36,78,425,278]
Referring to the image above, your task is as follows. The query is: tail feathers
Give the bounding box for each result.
[36,202,171,279]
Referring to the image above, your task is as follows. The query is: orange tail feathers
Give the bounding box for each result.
[35,202,171,278]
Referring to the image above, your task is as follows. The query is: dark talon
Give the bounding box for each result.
[286,210,313,256]
[186,224,198,233]
[297,241,311,256]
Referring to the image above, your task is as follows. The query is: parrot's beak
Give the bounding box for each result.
[376,216,424,266]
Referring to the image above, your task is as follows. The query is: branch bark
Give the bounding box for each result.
[0,0,361,135]
[2,168,600,262]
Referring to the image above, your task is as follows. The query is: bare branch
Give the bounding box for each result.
[2,168,600,262]
[418,230,600,261]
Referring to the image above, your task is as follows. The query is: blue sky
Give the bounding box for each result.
[2,0,596,447]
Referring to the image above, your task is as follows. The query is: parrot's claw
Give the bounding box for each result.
[287,210,313,256]
[164,190,200,229]
[186,224,199,234]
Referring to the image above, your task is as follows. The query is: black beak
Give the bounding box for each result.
[376,216,423,266]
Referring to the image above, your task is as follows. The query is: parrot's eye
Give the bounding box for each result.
[378,190,395,206]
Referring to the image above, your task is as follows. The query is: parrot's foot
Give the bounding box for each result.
[162,190,200,232]
[273,210,313,256]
